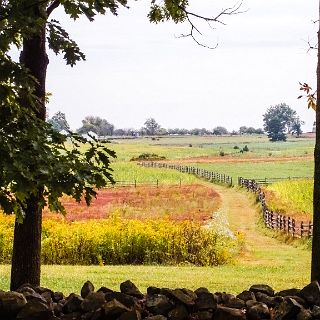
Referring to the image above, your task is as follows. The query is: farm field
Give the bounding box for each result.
[0,135,314,293]
[265,179,313,219]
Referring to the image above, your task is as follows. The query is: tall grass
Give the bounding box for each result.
[0,215,241,266]
[266,180,313,218]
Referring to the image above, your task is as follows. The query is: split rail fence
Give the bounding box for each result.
[138,162,233,186]
[238,177,313,238]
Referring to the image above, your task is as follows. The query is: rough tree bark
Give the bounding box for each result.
[311,1,320,282]
[10,26,48,291]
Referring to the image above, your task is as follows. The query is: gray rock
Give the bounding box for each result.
[105,292,137,309]
[81,281,95,299]
[147,287,161,295]
[194,288,210,295]
[214,306,246,320]
[0,291,27,316]
[246,300,259,308]
[181,288,197,301]
[221,293,236,304]
[237,290,256,302]
[167,305,188,320]
[120,280,144,299]
[161,289,195,306]
[194,292,216,310]
[224,297,246,309]
[63,293,84,313]
[118,310,142,320]
[249,284,274,297]
[16,299,53,320]
[53,292,64,303]
[297,308,312,320]
[312,305,320,318]
[81,292,106,312]
[255,292,277,308]
[191,310,213,320]
[103,299,131,318]
[53,302,63,316]
[300,281,320,307]
[145,316,167,320]
[145,294,173,315]
[60,311,82,319]
[273,297,302,320]
[97,286,113,294]
[247,302,270,320]
[276,289,301,297]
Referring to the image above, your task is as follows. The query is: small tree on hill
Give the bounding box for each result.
[213,126,228,135]
[144,118,160,136]
[47,111,70,132]
[263,103,298,141]
[77,116,114,137]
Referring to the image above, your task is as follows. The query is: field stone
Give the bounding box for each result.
[81,281,95,299]
[145,294,173,315]
[249,284,274,297]
[276,288,300,297]
[273,297,302,320]
[194,292,216,310]
[297,308,313,320]
[224,297,246,309]
[147,287,161,296]
[118,309,142,320]
[237,290,256,302]
[145,315,167,320]
[62,293,84,313]
[105,292,137,309]
[103,299,131,318]
[221,293,236,304]
[194,288,210,295]
[16,299,53,320]
[167,304,188,320]
[181,288,197,301]
[97,286,113,295]
[120,280,144,299]
[299,281,320,307]
[247,302,270,320]
[53,292,64,303]
[255,292,277,307]
[161,289,195,306]
[81,291,106,312]
[0,291,27,316]
[214,306,246,320]
[60,311,82,319]
[312,305,320,319]
[191,310,213,320]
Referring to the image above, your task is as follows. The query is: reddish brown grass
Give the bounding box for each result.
[44,184,221,223]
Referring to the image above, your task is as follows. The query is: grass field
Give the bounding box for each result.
[265,180,313,219]
[0,135,315,293]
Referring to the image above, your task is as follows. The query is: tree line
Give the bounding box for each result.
[48,102,304,141]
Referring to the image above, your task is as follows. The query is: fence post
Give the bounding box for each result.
[156,179,159,188]
[134,179,137,188]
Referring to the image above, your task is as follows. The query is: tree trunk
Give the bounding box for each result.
[10,26,48,291]
[10,194,43,290]
[311,1,320,282]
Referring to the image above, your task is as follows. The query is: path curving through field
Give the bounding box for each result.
[210,184,311,267]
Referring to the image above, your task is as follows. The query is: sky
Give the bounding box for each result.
[47,0,318,132]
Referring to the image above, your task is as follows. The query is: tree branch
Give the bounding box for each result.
[47,0,60,17]
[177,1,245,49]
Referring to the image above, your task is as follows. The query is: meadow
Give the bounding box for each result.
[0,134,315,293]
[265,179,313,219]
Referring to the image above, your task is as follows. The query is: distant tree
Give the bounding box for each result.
[255,128,264,134]
[213,126,229,135]
[246,127,257,134]
[47,112,70,133]
[113,128,126,136]
[190,128,201,136]
[144,118,161,135]
[78,116,114,137]
[239,126,248,134]
[263,103,297,141]
[290,117,305,137]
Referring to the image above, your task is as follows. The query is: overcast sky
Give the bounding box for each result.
[47,0,318,131]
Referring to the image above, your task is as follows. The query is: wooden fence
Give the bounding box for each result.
[139,162,233,186]
[238,177,313,238]
[105,179,182,188]
[249,176,312,186]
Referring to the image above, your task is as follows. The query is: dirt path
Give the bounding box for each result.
[211,184,311,267]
